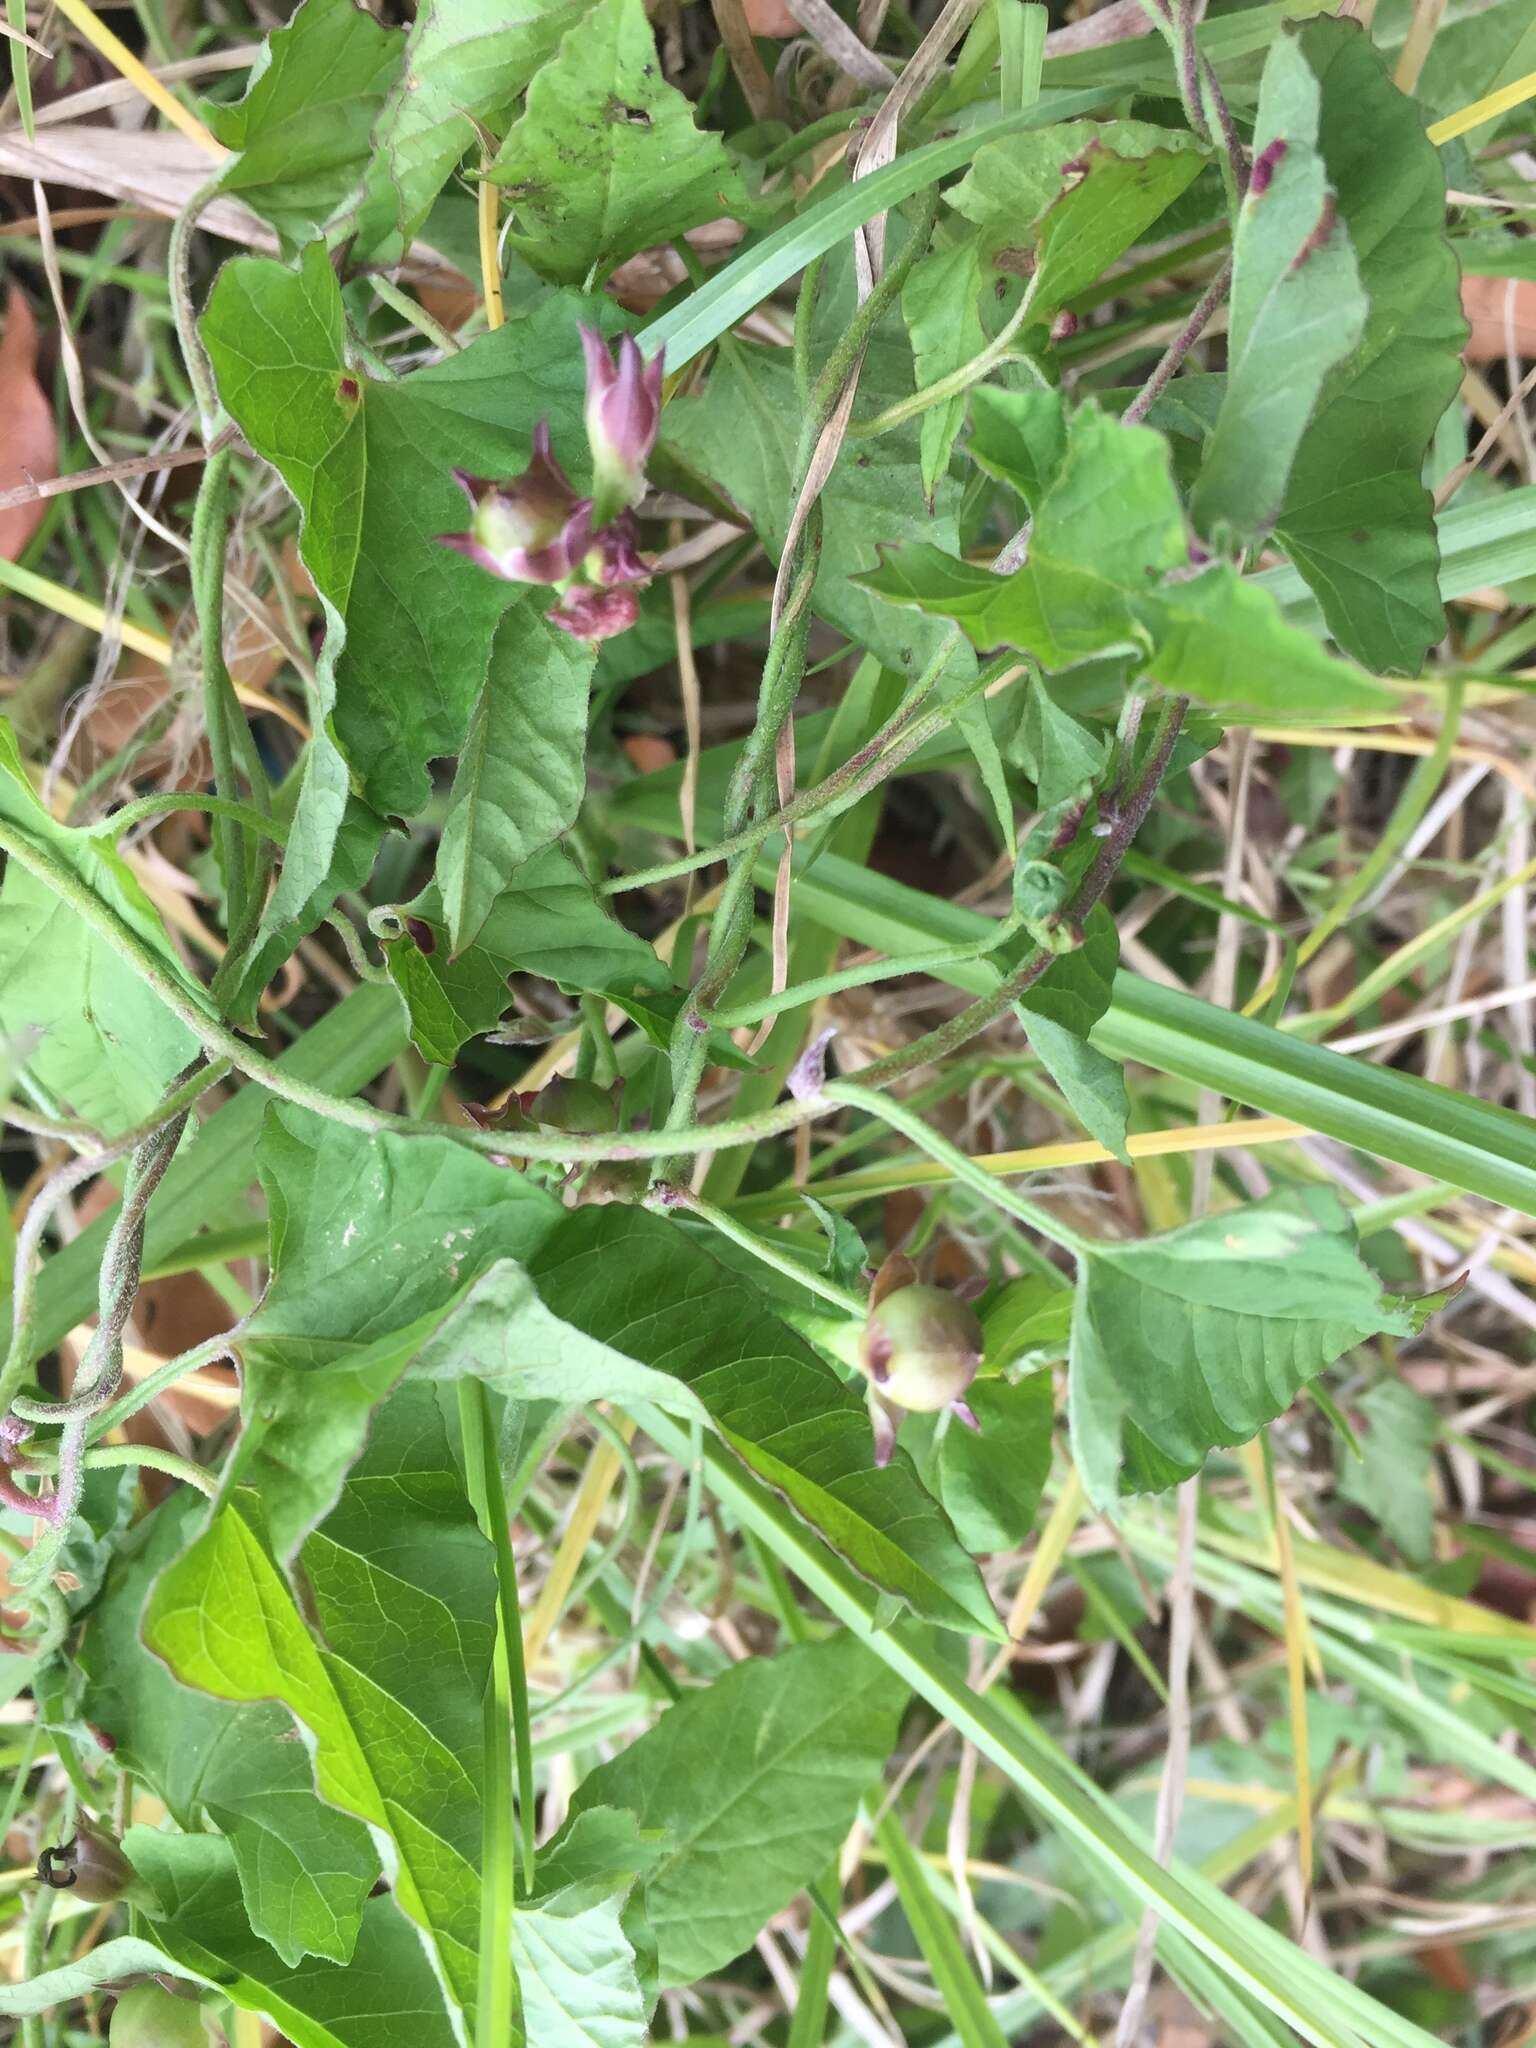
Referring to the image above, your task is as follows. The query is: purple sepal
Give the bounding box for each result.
[786,1026,837,1104]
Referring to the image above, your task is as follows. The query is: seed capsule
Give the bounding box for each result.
[110,1985,227,2048]
[36,1821,131,1904]
[859,1283,983,1413]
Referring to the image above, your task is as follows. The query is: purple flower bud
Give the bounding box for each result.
[587,512,651,588]
[549,583,642,645]
[437,422,593,585]
[580,326,664,524]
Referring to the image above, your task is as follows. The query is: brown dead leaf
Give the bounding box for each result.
[0,289,58,560]
[0,126,464,286]
[1462,273,1536,363]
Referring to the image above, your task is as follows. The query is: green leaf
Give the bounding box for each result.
[1010,677,1106,809]
[512,1894,648,2048]
[0,720,203,1127]
[902,237,987,503]
[560,1635,905,1983]
[979,1274,1072,1369]
[0,1938,205,2017]
[80,1492,378,1968]
[201,244,365,982]
[1016,902,1119,1035]
[909,1373,1053,1554]
[800,1192,870,1292]
[406,1257,710,1430]
[1024,1013,1130,1162]
[1337,1379,1438,1564]
[969,385,1068,510]
[202,0,403,254]
[29,982,406,1363]
[204,254,621,819]
[436,608,595,957]
[528,1205,1003,1636]
[1011,897,1130,1155]
[144,1388,498,2035]
[664,267,970,684]
[860,403,1395,720]
[1272,18,1468,674]
[947,118,1208,314]
[634,1409,1450,2048]
[127,1830,460,2048]
[233,794,384,1026]
[1189,33,1366,546]
[356,0,590,264]
[383,844,672,1063]
[490,0,749,284]
[1068,1187,1416,1505]
[231,1103,561,1551]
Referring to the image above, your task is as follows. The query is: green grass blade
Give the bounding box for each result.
[874,1810,1009,2048]
[785,1876,837,2048]
[5,0,34,141]
[638,92,1107,368]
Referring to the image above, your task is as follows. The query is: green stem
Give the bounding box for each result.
[826,1081,1092,1257]
[853,693,1187,1089]
[848,283,1046,440]
[710,915,1022,1029]
[189,446,267,960]
[169,171,225,439]
[602,648,1017,898]
[19,1880,55,2048]
[86,1330,240,1441]
[652,1185,865,1316]
[80,1443,218,1498]
[458,1383,522,2048]
[96,789,288,847]
[373,275,462,354]
[579,997,620,1088]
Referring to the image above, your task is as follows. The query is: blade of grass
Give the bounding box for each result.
[786,1871,837,2048]
[1242,1438,1318,1921]
[459,1380,528,2044]
[1427,67,1536,144]
[874,1808,1010,2048]
[44,0,224,152]
[637,90,1108,367]
[5,0,36,139]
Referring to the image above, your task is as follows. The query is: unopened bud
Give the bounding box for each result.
[580,327,664,525]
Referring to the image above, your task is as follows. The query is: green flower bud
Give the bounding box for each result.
[110,1985,227,2048]
[859,1284,982,1414]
